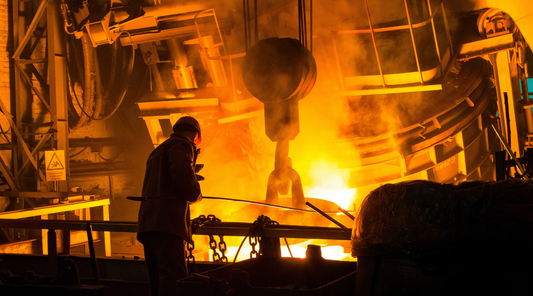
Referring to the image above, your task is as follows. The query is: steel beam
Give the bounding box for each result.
[47,0,70,192]
[0,199,110,219]
[490,50,524,156]
[194,222,352,240]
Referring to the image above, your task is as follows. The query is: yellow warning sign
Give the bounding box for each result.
[45,150,66,181]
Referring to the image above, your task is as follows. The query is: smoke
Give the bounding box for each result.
[191,117,276,220]
[191,0,454,222]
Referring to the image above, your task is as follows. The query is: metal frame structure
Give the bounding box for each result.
[6,0,70,198]
[135,8,248,147]
[331,0,453,95]
[0,218,351,278]
[0,0,121,254]
[0,199,111,257]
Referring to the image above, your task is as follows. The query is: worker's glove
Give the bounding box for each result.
[195,164,204,173]
[195,164,204,181]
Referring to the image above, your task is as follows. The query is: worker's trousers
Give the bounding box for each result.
[138,232,188,296]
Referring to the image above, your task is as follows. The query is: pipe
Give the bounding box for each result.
[95,44,135,121]
[127,195,347,215]
[166,37,197,89]
[305,201,348,228]
[90,46,103,122]
[86,223,100,285]
[338,207,355,220]
[73,32,95,129]
[200,35,228,87]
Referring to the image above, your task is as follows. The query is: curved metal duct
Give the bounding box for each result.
[341,58,498,194]
[485,0,533,47]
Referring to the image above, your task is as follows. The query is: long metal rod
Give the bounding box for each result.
[404,0,424,84]
[128,195,312,212]
[254,0,258,44]
[491,124,529,179]
[310,0,312,52]
[335,17,433,35]
[338,207,355,220]
[306,201,348,228]
[127,195,352,215]
[86,223,100,284]
[504,92,512,145]
[0,219,352,241]
[48,229,58,275]
[207,196,313,211]
[246,0,251,49]
[363,0,386,86]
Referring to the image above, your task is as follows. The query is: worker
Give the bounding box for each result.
[137,116,203,296]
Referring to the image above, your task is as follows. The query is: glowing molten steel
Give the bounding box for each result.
[304,159,356,210]
[216,241,355,262]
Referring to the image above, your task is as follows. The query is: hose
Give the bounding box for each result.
[72,31,95,130]
[89,46,103,123]
[69,33,131,126]
[94,43,135,121]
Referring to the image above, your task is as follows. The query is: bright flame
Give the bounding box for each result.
[303,159,356,209]
[215,242,355,262]
[281,244,355,261]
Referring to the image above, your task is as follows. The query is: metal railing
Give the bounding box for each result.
[331,0,453,94]
[0,217,352,282]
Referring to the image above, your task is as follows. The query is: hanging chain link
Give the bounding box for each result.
[209,234,222,262]
[207,214,221,223]
[247,215,279,259]
[249,235,259,258]
[186,241,195,265]
[218,235,228,262]
[191,214,221,230]
[191,214,223,262]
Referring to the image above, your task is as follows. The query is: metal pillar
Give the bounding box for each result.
[490,50,525,156]
[47,0,70,193]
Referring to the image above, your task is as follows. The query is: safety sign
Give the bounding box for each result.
[45,150,66,181]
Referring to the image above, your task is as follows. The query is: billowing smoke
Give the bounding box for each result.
[189,0,455,223]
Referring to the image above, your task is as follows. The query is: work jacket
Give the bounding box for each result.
[137,132,202,243]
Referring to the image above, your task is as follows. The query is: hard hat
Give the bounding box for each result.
[174,116,201,141]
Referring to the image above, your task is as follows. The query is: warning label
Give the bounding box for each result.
[45,150,66,181]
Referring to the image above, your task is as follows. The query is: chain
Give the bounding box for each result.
[191,214,224,262]
[192,214,221,231]
[207,214,221,223]
[218,235,228,262]
[186,241,195,265]
[249,235,259,258]
[209,234,222,262]
[247,215,279,259]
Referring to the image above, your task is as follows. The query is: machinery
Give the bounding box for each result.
[1,0,533,293]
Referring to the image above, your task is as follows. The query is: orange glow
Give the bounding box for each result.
[209,239,356,262]
[192,93,362,262]
[303,159,356,209]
